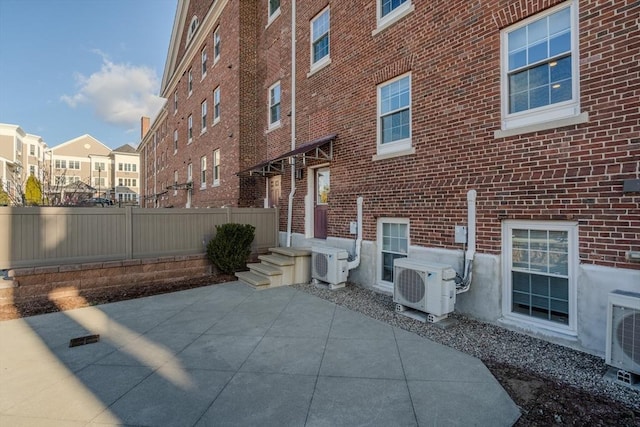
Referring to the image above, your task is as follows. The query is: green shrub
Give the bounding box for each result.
[206,223,256,274]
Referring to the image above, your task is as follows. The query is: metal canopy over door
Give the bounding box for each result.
[314,167,330,239]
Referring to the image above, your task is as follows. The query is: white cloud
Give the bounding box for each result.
[61,56,165,130]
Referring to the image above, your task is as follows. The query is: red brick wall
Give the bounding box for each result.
[265,0,639,270]
[143,0,638,270]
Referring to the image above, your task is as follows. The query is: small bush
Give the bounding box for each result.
[206,223,256,274]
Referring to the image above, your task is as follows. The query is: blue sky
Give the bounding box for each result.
[0,0,177,149]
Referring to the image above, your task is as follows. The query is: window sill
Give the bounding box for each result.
[307,58,331,77]
[372,147,415,162]
[266,8,281,28]
[372,3,415,36]
[200,128,207,135]
[495,112,589,138]
[212,182,220,187]
[266,122,281,134]
[213,118,220,126]
[201,73,206,81]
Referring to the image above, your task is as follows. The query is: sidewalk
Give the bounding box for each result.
[0,282,520,426]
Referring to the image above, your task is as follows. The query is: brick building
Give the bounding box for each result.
[139,0,639,357]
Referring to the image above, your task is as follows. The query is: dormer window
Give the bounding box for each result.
[187,16,199,45]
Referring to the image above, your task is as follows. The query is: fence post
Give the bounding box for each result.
[125,206,133,259]
[226,206,232,223]
[274,207,280,248]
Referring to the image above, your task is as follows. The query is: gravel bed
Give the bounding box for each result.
[293,282,640,412]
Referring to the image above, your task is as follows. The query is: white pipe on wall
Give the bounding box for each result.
[457,189,477,294]
[347,196,364,270]
[285,0,297,247]
[466,189,477,261]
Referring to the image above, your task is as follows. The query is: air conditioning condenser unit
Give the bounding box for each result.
[393,258,457,323]
[311,246,349,289]
[606,290,640,386]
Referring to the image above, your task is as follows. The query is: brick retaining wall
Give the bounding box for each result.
[0,254,213,314]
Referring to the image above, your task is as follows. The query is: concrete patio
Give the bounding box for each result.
[0,281,520,426]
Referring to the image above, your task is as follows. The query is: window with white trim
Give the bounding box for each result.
[268,81,281,128]
[188,69,193,96]
[173,170,178,195]
[201,100,208,132]
[55,160,66,169]
[500,2,579,131]
[377,218,409,290]
[29,144,35,156]
[188,115,193,142]
[173,129,178,153]
[377,73,411,155]
[213,27,221,63]
[187,16,199,44]
[173,91,178,114]
[213,149,220,186]
[376,0,413,31]
[502,220,577,333]
[201,48,207,77]
[68,160,80,170]
[311,8,330,69]
[268,0,280,22]
[213,86,220,123]
[200,156,207,188]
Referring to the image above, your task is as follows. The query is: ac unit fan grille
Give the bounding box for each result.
[314,253,328,279]
[614,306,640,366]
[396,268,426,304]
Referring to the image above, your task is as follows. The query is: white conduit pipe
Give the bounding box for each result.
[347,196,364,270]
[457,189,477,294]
[285,0,297,247]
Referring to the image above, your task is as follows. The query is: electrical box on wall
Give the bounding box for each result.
[454,226,467,244]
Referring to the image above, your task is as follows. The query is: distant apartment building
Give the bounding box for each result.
[0,123,48,205]
[139,0,639,359]
[48,135,141,205]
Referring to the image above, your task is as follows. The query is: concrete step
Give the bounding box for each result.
[235,271,270,289]
[270,247,312,258]
[258,254,295,267]
[247,262,282,277]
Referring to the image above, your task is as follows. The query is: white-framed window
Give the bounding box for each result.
[200,155,207,188]
[377,73,411,155]
[132,179,137,187]
[201,100,208,132]
[173,91,178,114]
[29,144,35,156]
[173,129,178,153]
[212,149,220,186]
[188,69,193,96]
[268,0,281,23]
[269,81,281,128]
[187,15,199,44]
[188,115,193,142]
[213,27,221,63]
[55,160,66,169]
[201,48,207,78]
[502,220,578,334]
[29,165,35,176]
[213,86,221,123]
[500,1,579,132]
[173,170,178,195]
[376,0,413,33]
[311,7,330,69]
[187,163,193,183]
[68,160,80,170]
[94,177,105,187]
[94,162,105,171]
[377,218,409,291]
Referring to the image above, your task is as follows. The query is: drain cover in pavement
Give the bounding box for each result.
[69,334,100,348]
